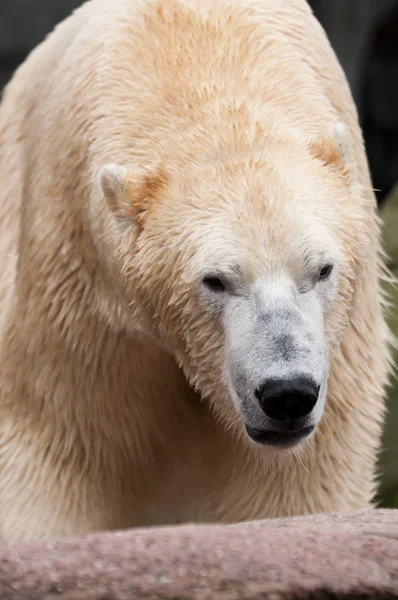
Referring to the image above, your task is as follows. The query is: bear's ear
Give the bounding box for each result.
[99,163,168,228]
[309,121,356,180]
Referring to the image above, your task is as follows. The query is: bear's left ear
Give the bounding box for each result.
[99,163,168,228]
[309,121,357,184]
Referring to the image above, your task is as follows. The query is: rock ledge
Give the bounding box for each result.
[0,509,397,599]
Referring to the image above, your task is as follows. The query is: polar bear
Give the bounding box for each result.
[0,0,391,541]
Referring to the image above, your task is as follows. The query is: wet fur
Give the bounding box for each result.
[0,0,392,541]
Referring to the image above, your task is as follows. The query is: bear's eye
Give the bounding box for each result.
[318,264,333,281]
[202,275,226,292]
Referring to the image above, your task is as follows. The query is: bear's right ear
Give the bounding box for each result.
[99,163,168,228]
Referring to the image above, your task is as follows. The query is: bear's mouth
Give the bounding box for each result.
[245,424,314,448]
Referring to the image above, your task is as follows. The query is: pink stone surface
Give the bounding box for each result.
[0,509,397,599]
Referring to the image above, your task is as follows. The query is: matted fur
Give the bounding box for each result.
[0,0,392,541]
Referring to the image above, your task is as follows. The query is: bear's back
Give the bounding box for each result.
[89,0,369,182]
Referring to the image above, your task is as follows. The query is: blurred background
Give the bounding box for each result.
[1,1,397,507]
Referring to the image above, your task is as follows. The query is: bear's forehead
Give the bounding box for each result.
[175,204,338,276]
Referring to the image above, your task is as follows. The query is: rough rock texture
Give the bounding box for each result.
[0,509,397,599]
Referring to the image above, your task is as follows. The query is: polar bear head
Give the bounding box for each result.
[99,122,366,450]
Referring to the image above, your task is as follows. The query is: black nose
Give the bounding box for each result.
[255,377,320,422]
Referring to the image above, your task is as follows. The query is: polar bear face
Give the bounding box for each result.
[100,125,365,449]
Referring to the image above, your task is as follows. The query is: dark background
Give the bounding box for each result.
[1,1,398,508]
